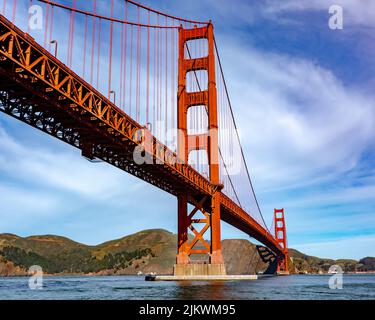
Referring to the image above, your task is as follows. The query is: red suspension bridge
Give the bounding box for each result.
[0,0,289,275]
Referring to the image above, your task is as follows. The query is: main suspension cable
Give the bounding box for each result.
[37,0,208,29]
[213,35,271,233]
[125,0,209,25]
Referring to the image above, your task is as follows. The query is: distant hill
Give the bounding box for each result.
[358,257,375,271]
[0,229,373,276]
[0,229,174,276]
[288,248,361,274]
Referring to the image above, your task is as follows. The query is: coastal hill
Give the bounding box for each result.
[0,229,373,276]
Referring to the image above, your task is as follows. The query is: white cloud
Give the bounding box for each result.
[213,30,375,257]
[217,36,375,191]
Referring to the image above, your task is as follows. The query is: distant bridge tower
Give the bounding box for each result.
[274,208,289,274]
[175,22,226,276]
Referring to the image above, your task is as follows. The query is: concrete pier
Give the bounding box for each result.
[145,263,259,281]
[173,264,226,277]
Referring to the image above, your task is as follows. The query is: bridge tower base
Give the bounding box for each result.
[173,263,226,277]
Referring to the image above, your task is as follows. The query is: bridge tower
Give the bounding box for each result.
[175,23,226,276]
[274,208,289,274]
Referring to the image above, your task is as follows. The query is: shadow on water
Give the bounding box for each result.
[172,281,231,300]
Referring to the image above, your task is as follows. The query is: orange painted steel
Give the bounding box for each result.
[176,24,224,264]
[274,208,289,272]
[220,193,283,254]
[0,13,287,267]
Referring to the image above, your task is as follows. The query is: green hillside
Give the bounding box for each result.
[0,229,373,276]
[0,230,165,275]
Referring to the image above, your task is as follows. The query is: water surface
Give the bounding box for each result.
[0,275,374,300]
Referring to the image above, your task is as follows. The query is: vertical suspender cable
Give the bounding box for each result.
[43,2,49,47]
[96,18,102,90]
[129,24,133,116]
[71,0,76,67]
[120,10,124,108]
[160,15,163,139]
[156,14,160,137]
[135,8,139,120]
[165,16,168,143]
[67,1,72,66]
[158,14,161,138]
[90,0,97,85]
[123,1,128,111]
[27,0,32,34]
[139,9,142,122]
[108,0,114,98]
[171,20,175,149]
[153,20,157,135]
[146,10,150,124]
[11,0,16,24]
[136,7,141,122]
[67,0,76,67]
[82,14,88,78]
[2,0,6,16]
[48,5,54,52]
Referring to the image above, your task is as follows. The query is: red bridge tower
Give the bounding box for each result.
[274,208,289,274]
[175,23,226,276]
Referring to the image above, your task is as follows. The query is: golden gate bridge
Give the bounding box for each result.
[0,0,289,276]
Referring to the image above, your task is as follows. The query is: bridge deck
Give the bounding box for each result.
[0,14,283,256]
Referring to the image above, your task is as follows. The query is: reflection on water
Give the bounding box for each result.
[0,275,374,300]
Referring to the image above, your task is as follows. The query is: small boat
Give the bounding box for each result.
[145,272,157,281]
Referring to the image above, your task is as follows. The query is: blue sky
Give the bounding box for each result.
[0,0,374,259]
